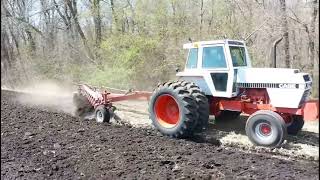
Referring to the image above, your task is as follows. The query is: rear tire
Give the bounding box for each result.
[149,81,199,138]
[245,110,287,147]
[181,81,209,133]
[287,115,304,135]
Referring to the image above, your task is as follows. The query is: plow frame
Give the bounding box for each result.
[76,84,152,109]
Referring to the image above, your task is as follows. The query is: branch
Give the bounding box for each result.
[287,8,307,25]
[287,8,309,33]
[53,0,70,29]
[26,2,65,18]
[13,17,44,36]
[244,18,269,41]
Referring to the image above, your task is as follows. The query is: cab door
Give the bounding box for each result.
[200,44,234,98]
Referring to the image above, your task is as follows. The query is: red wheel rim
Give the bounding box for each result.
[259,123,272,136]
[154,94,180,128]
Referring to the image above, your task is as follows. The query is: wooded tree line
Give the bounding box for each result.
[1,0,319,97]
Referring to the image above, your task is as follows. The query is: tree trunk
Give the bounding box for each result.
[66,0,94,60]
[92,0,102,47]
[199,0,204,40]
[110,0,120,33]
[310,0,319,97]
[25,29,36,55]
[280,0,290,68]
[127,0,136,33]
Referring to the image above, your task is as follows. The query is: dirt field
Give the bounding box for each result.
[1,90,319,179]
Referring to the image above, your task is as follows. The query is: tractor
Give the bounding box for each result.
[73,39,318,147]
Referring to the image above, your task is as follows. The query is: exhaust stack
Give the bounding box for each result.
[272,37,283,68]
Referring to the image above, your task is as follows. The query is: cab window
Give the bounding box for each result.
[186,48,198,69]
[229,46,247,67]
[202,46,227,68]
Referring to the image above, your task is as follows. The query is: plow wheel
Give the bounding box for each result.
[149,81,199,138]
[95,105,111,123]
[72,92,94,118]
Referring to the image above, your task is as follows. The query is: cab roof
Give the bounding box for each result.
[183,39,245,49]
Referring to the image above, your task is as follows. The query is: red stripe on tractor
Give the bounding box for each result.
[216,99,319,121]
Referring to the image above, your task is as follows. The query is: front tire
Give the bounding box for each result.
[149,81,199,138]
[245,110,287,147]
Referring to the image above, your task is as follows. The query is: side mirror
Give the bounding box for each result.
[175,65,181,72]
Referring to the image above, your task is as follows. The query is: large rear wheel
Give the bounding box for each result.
[149,81,199,138]
[180,81,209,133]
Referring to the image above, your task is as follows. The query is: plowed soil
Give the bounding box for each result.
[1,90,319,179]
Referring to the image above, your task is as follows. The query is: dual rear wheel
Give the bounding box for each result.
[149,81,209,138]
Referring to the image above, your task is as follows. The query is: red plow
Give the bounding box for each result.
[73,84,152,122]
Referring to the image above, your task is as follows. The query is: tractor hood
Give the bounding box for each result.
[236,68,311,84]
[236,68,312,108]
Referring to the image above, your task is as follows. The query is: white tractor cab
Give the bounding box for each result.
[177,39,311,108]
[148,39,318,147]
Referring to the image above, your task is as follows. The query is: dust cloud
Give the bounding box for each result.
[5,81,78,116]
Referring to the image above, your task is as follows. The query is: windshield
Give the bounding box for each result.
[202,46,227,68]
[229,46,247,67]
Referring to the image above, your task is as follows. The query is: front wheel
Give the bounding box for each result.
[245,110,287,147]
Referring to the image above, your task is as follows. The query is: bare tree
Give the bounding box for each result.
[199,0,204,39]
[66,0,94,60]
[110,0,120,32]
[90,0,102,47]
[310,0,319,97]
[280,0,290,68]
[126,0,136,33]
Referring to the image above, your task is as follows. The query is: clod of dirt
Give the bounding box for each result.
[53,143,61,149]
[172,164,180,172]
